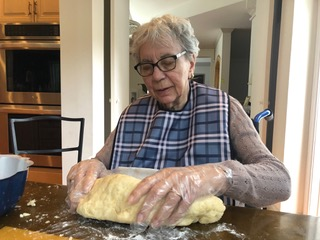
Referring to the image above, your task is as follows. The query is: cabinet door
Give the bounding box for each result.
[35,0,59,22]
[0,0,59,23]
[0,0,33,23]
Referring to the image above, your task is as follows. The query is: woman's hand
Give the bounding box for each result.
[127,164,232,228]
[66,159,110,213]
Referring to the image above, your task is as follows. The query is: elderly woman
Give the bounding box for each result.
[67,14,291,228]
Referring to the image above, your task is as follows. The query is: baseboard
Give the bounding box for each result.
[27,167,62,185]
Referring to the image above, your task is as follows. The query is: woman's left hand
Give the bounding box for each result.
[127,164,232,228]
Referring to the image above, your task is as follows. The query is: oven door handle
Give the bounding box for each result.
[0,41,60,50]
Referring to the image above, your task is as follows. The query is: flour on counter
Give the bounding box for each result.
[19,213,31,218]
[27,199,36,207]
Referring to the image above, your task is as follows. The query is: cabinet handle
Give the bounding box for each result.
[28,1,32,15]
[34,0,38,15]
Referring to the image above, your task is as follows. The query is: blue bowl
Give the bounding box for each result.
[0,155,33,217]
[0,170,28,216]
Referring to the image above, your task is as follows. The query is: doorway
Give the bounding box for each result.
[214,56,221,88]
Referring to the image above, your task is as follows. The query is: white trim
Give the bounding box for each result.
[305,0,320,216]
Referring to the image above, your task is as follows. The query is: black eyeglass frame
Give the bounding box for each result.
[134,50,187,77]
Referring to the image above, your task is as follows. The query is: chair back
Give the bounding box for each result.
[10,116,85,163]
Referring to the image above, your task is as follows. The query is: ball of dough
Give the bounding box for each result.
[76,174,226,226]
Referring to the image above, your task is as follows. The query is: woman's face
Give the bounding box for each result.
[138,41,195,110]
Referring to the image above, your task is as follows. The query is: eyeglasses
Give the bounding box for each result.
[134,51,187,77]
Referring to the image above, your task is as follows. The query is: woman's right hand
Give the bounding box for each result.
[66,159,110,213]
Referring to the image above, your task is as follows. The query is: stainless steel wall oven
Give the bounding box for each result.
[0,23,60,105]
[0,23,62,184]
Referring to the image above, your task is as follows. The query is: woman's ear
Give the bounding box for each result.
[188,54,196,78]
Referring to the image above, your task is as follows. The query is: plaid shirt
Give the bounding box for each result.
[111,81,231,169]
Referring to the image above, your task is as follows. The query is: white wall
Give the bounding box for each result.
[110,0,130,130]
[215,29,232,92]
[248,0,273,118]
[243,0,274,144]
[60,0,105,184]
[60,0,130,184]
[308,1,320,217]
[246,0,319,214]
[274,0,318,214]
[198,48,215,86]
[194,61,211,86]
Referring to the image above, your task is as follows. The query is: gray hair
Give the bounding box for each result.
[130,14,200,62]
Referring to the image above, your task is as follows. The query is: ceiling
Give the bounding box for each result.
[130,0,253,49]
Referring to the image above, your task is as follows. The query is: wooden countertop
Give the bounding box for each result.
[0,182,319,239]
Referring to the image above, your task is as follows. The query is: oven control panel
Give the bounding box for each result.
[0,23,60,39]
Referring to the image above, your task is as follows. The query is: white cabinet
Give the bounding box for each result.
[0,0,59,23]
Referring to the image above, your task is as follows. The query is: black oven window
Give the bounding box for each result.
[6,50,60,93]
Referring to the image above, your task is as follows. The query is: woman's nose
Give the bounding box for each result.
[152,66,165,81]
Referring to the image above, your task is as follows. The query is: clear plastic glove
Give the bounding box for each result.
[127,164,232,228]
[66,159,110,213]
